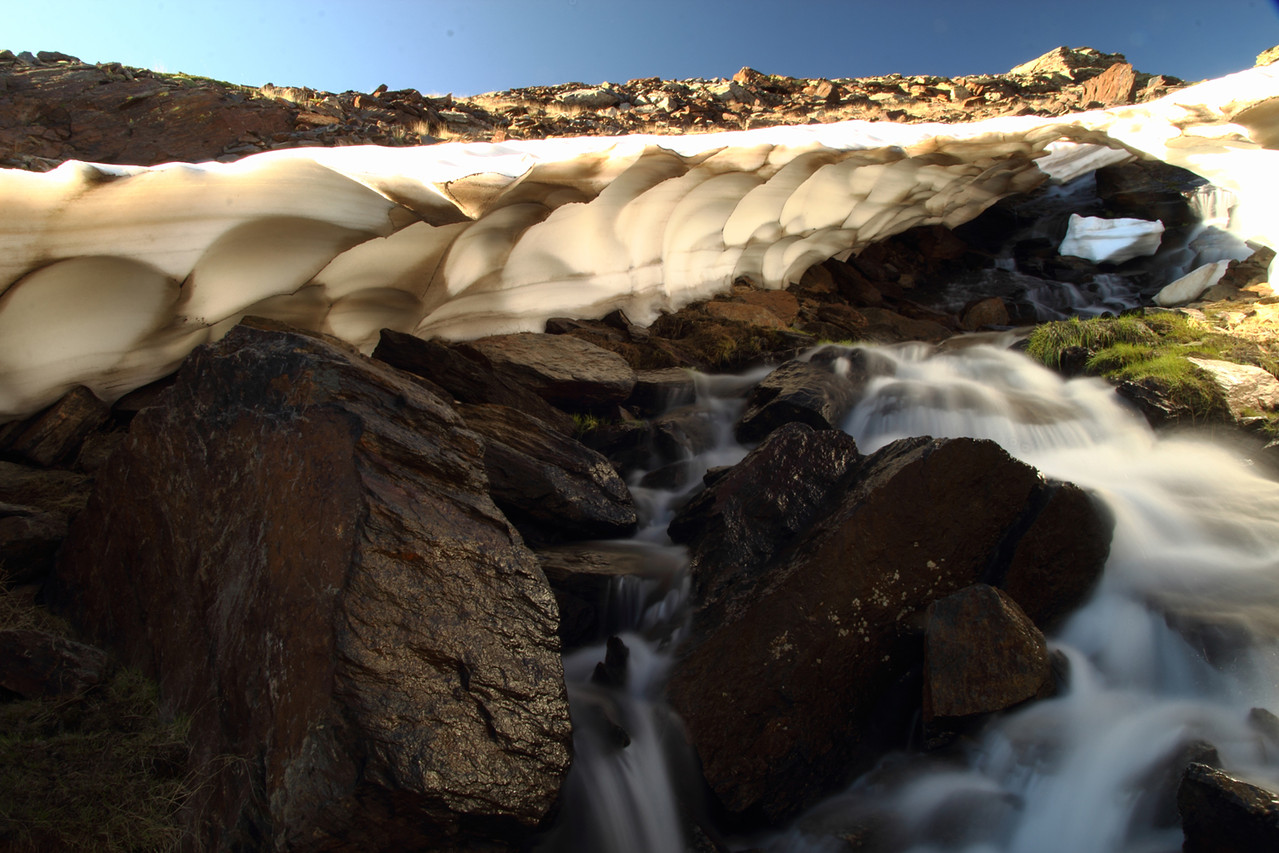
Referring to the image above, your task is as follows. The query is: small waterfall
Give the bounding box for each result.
[768,342,1279,853]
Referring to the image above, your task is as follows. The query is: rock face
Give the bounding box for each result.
[922,584,1053,739]
[464,333,638,411]
[1178,762,1279,852]
[458,401,637,543]
[53,322,572,851]
[665,436,1112,821]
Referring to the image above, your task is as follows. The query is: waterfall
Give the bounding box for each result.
[542,337,1279,853]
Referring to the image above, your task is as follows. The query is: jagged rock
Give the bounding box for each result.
[0,385,110,468]
[458,402,637,544]
[1185,357,1279,422]
[52,322,572,851]
[559,87,621,109]
[735,356,864,443]
[1009,47,1128,82]
[0,628,110,699]
[666,436,1111,820]
[463,332,637,411]
[1257,45,1279,67]
[1080,62,1137,106]
[0,461,91,517]
[1116,376,1227,428]
[1094,159,1202,227]
[668,423,863,638]
[1178,763,1279,852]
[922,584,1053,743]
[372,328,577,435]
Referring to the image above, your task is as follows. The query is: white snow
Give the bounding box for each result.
[1,64,1277,420]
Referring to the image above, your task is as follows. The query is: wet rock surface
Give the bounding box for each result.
[665,436,1113,821]
[52,322,572,851]
[1178,762,1279,852]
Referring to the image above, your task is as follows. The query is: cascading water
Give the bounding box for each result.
[541,334,1279,853]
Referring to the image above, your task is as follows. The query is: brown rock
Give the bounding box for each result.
[1178,763,1279,852]
[0,385,110,468]
[667,437,1038,819]
[960,296,1011,330]
[0,504,69,584]
[736,356,864,443]
[705,300,788,329]
[922,585,1052,732]
[1080,63,1138,106]
[463,332,637,410]
[738,289,801,325]
[458,402,638,543]
[0,629,110,699]
[372,328,577,435]
[53,322,571,851]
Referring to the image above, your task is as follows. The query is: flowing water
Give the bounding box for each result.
[538,333,1279,853]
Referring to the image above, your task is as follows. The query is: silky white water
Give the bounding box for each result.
[542,338,1279,853]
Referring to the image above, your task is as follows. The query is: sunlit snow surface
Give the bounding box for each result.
[1,65,1277,419]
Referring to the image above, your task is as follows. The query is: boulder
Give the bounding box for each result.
[705,300,789,330]
[736,356,864,443]
[458,402,637,544]
[0,628,110,699]
[1178,763,1279,852]
[1185,357,1279,422]
[960,296,1011,330]
[922,585,1053,742]
[628,367,697,415]
[1080,62,1138,106]
[52,322,572,851]
[0,385,110,468]
[668,423,863,638]
[665,436,1112,821]
[372,328,577,435]
[1008,47,1128,82]
[463,332,637,411]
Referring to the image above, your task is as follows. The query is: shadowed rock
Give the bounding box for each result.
[53,321,571,851]
[1178,762,1279,852]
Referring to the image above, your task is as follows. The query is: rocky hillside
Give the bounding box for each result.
[1,45,1186,171]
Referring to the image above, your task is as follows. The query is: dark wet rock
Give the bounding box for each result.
[994,481,1114,630]
[1094,159,1202,228]
[463,332,637,411]
[372,328,576,435]
[0,461,92,517]
[537,542,676,646]
[0,503,69,585]
[629,367,697,415]
[652,407,722,462]
[736,356,864,443]
[668,422,862,640]
[1116,376,1230,428]
[666,436,1113,821]
[459,402,637,544]
[1248,707,1279,747]
[0,628,110,699]
[52,322,571,852]
[1133,739,1221,830]
[0,385,111,468]
[590,636,631,687]
[1178,762,1279,853]
[922,584,1053,746]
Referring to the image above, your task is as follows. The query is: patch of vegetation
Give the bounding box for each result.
[1026,311,1279,426]
[0,580,194,852]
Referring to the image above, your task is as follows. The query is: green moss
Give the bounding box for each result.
[1027,311,1279,424]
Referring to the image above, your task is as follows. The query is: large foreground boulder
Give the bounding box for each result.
[666,436,1112,821]
[53,322,572,851]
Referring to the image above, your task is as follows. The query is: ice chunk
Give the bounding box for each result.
[1059,214,1165,264]
[1153,261,1231,307]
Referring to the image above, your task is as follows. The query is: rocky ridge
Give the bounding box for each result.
[1,46,1181,171]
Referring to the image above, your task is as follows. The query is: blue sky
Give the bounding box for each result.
[8,1,1279,95]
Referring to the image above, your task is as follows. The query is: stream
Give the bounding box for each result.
[538,335,1279,853]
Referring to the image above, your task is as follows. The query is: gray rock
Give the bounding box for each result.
[463,332,637,410]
